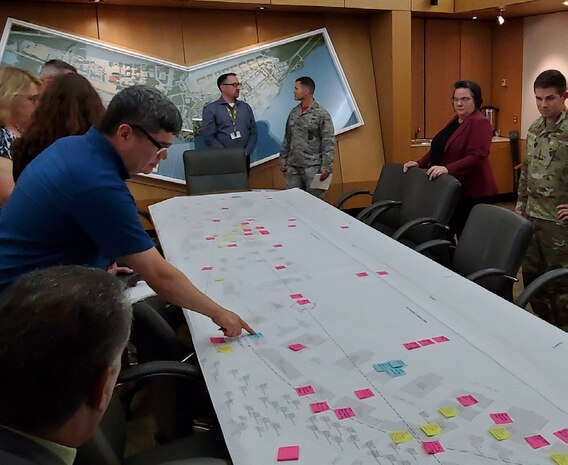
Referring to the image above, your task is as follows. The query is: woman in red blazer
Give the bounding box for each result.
[404,80,498,238]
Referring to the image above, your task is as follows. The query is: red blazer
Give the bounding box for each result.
[417,110,498,199]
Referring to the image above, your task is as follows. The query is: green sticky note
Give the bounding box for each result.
[421,423,443,437]
[215,345,233,353]
[439,406,459,418]
[489,427,511,441]
[390,431,413,444]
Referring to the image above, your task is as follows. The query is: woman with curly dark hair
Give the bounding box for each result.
[11,72,105,181]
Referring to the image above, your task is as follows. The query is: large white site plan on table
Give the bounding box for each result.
[150,188,568,465]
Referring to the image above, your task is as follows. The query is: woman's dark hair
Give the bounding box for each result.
[11,73,105,181]
[452,80,483,109]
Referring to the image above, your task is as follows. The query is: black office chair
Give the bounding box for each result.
[358,168,461,248]
[75,362,230,465]
[416,204,533,301]
[334,163,403,230]
[183,148,249,195]
[515,268,568,310]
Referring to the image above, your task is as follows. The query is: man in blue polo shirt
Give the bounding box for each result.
[201,73,257,169]
[0,85,253,338]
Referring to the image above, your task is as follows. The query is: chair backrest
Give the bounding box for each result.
[371,163,404,230]
[183,148,249,195]
[398,168,461,244]
[453,204,533,300]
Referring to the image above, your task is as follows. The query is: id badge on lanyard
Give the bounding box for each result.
[227,105,241,140]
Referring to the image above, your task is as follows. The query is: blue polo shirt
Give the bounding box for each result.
[0,127,154,293]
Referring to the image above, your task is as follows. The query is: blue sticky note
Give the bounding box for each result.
[373,363,391,372]
[246,332,263,339]
[388,360,406,369]
[386,367,406,377]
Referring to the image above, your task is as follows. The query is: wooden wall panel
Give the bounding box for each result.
[460,20,492,105]
[181,10,258,65]
[424,19,460,138]
[0,1,98,39]
[411,0,453,13]
[256,12,324,42]
[98,6,185,64]
[491,18,523,137]
[411,17,425,140]
[323,15,383,193]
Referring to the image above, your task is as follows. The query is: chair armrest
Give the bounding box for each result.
[414,239,454,254]
[117,361,203,385]
[356,200,402,224]
[334,190,372,209]
[516,268,568,309]
[392,217,449,241]
[466,268,518,284]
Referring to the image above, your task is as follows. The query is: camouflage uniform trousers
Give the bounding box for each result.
[286,165,327,200]
[522,217,568,328]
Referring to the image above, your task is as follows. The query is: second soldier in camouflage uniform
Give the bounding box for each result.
[279,76,335,199]
[516,69,568,328]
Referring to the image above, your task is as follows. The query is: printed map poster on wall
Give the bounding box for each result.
[0,19,363,182]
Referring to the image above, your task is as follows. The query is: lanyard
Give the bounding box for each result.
[226,105,238,127]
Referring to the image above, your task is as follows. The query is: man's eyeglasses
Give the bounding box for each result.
[451,97,472,104]
[132,125,169,154]
[221,82,242,89]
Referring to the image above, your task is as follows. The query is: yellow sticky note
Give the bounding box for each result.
[390,431,413,445]
[551,453,568,465]
[439,406,459,418]
[489,427,511,441]
[421,423,443,437]
[216,345,233,353]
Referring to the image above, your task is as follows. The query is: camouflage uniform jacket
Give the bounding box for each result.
[516,108,568,221]
[279,101,335,173]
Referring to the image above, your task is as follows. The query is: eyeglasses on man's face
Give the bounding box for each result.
[222,82,242,89]
[451,97,472,104]
[131,125,169,154]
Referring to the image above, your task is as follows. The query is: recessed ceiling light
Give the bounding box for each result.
[472,16,478,19]
[563,1,568,6]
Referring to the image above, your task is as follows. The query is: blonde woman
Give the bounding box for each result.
[0,66,40,206]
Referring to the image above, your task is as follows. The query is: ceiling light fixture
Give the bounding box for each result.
[563,1,568,6]
[496,7,505,25]
[472,16,478,19]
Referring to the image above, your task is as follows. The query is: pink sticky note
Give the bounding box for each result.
[457,395,478,406]
[221,207,229,210]
[524,434,550,449]
[356,272,369,277]
[288,224,297,228]
[334,407,356,420]
[490,413,513,424]
[418,339,435,346]
[201,266,213,271]
[243,228,252,232]
[290,294,303,299]
[297,299,311,305]
[240,221,250,225]
[288,344,306,351]
[227,243,237,248]
[244,232,253,236]
[376,271,389,276]
[310,401,330,413]
[210,337,225,344]
[275,265,287,270]
[403,342,421,350]
[247,218,255,222]
[205,236,215,240]
[433,336,450,343]
[273,244,283,248]
[340,225,350,229]
[288,218,296,222]
[212,219,221,223]
[295,385,315,397]
[354,388,375,400]
[422,441,444,454]
[277,445,299,461]
[554,428,568,444]
[255,226,265,230]
[260,230,270,235]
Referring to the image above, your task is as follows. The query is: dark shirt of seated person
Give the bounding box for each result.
[0,84,253,337]
[0,266,132,465]
[403,80,498,237]
[11,72,105,182]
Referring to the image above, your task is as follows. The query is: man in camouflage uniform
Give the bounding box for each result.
[516,69,568,328]
[279,76,335,199]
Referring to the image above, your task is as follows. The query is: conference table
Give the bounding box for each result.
[150,188,568,465]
